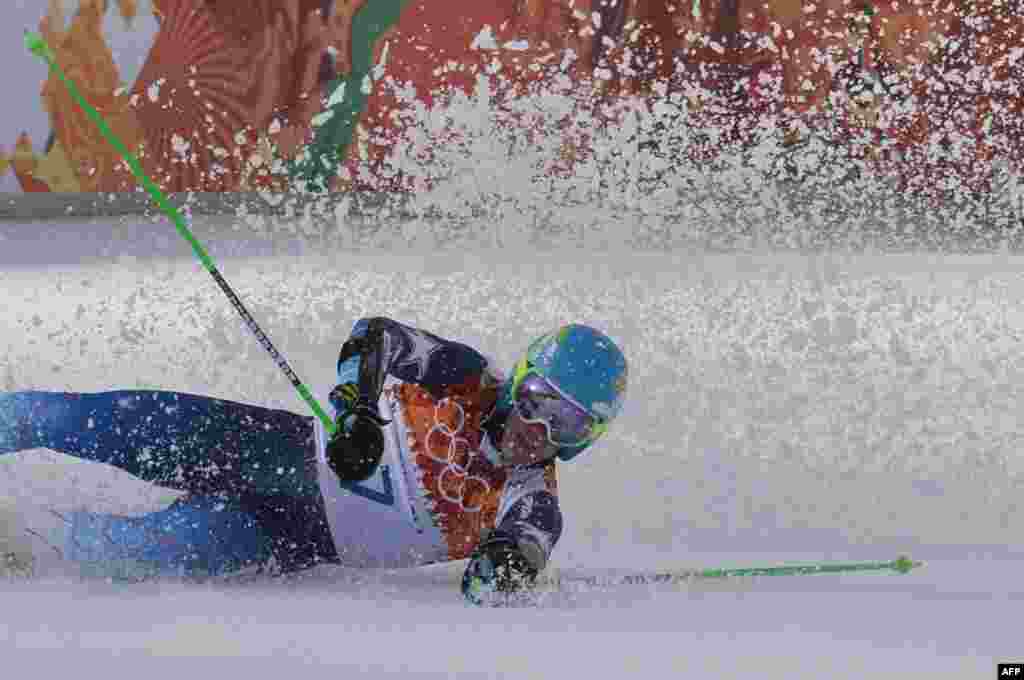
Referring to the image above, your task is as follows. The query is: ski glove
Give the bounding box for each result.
[461,529,544,606]
[326,382,388,482]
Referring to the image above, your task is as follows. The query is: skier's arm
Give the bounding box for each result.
[489,485,563,572]
[326,316,419,480]
[337,316,491,402]
[335,317,403,412]
[462,465,563,605]
[325,317,401,482]
[327,316,491,481]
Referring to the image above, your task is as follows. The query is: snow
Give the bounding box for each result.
[0,215,1021,678]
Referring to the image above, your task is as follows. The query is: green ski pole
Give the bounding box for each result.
[24,31,337,437]
[542,555,924,589]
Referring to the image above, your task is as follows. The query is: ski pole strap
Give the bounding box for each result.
[24,31,336,437]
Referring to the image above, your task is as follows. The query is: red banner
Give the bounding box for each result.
[4,1,1021,201]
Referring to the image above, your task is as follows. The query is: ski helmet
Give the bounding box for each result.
[512,324,628,461]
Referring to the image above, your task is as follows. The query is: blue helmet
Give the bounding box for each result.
[514,324,628,461]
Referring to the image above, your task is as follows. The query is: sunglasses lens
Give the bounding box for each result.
[513,373,596,446]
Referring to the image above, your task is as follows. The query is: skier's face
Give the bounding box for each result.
[499,409,559,466]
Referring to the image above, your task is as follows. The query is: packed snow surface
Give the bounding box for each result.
[0,215,1021,678]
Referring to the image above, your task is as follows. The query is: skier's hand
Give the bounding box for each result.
[326,414,384,482]
[461,530,541,607]
[326,382,388,482]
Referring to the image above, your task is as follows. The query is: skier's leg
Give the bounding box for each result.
[66,494,272,579]
[0,390,318,498]
[3,390,339,576]
[241,491,339,573]
[66,491,339,578]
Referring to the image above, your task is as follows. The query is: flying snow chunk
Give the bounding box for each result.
[147,78,165,103]
[560,49,577,72]
[373,41,391,80]
[471,26,499,51]
[326,82,347,108]
[171,134,191,158]
[312,109,335,127]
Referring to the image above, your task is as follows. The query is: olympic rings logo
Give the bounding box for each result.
[423,398,493,513]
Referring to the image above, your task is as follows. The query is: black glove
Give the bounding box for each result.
[461,529,543,607]
[326,382,388,482]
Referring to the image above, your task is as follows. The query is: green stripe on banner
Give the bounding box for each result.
[289,0,412,193]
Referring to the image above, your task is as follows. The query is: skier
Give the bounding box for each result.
[0,317,627,604]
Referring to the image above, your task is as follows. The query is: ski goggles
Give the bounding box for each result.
[510,360,607,449]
